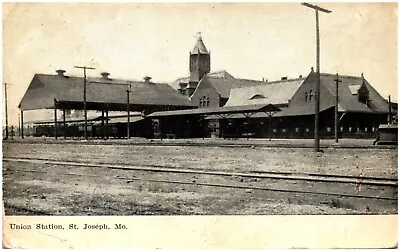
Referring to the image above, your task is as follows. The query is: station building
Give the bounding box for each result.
[149,36,394,139]
[18,35,395,139]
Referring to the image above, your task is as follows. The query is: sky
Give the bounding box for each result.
[2,2,398,126]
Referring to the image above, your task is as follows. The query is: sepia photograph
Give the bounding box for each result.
[2,2,398,248]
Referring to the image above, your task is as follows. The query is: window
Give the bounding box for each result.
[305,128,310,132]
[365,127,368,132]
[282,128,287,133]
[349,127,352,132]
[340,127,344,132]
[199,96,210,107]
[295,127,300,133]
[273,129,277,133]
[327,127,331,132]
[305,90,318,102]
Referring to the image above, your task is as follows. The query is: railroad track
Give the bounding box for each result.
[3,156,397,186]
[3,139,397,149]
[3,156,398,201]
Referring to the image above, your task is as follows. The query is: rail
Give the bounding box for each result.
[3,157,397,201]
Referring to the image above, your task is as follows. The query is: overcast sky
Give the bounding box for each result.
[2,2,398,126]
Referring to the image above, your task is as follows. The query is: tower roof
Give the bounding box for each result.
[191,35,209,54]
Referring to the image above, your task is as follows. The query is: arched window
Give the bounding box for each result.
[309,90,313,101]
[199,96,210,107]
[305,92,309,101]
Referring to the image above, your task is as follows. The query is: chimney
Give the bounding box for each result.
[299,75,303,78]
[143,76,152,84]
[262,77,265,82]
[281,76,288,80]
[56,69,66,77]
[101,72,110,80]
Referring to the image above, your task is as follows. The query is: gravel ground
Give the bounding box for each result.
[2,141,398,215]
[3,141,397,178]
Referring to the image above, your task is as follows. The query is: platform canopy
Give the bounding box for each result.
[147,104,281,119]
[31,113,144,125]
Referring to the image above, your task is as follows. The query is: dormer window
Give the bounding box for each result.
[249,94,265,100]
[350,83,370,105]
[349,85,361,95]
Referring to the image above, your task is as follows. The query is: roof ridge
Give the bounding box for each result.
[235,76,305,84]
[321,72,362,79]
[235,78,263,83]
[205,75,232,80]
[89,80,168,86]
[88,76,163,83]
[36,73,81,78]
[231,78,304,90]
[38,73,168,85]
[209,69,228,74]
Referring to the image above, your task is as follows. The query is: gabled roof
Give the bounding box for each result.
[170,76,191,90]
[170,70,235,90]
[191,36,209,54]
[207,70,235,80]
[225,78,305,106]
[271,72,390,117]
[19,74,195,111]
[202,76,268,99]
[320,73,389,113]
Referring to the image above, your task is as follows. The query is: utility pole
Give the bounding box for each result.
[265,111,276,141]
[3,83,12,140]
[21,110,24,138]
[54,99,58,139]
[388,95,392,124]
[334,73,342,143]
[126,82,132,139]
[302,2,331,152]
[18,114,21,138]
[74,66,95,140]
